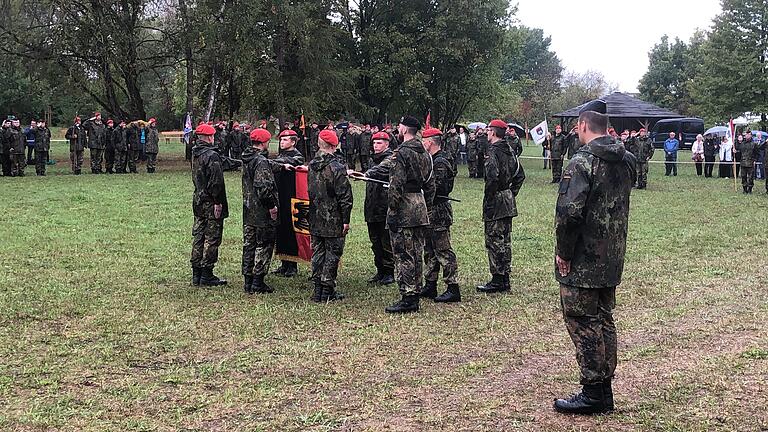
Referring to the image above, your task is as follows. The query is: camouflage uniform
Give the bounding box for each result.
[5,127,26,176]
[444,131,460,169]
[388,138,436,296]
[555,135,636,386]
[0,125,10,176]
[483,138,526,280]
[627,135,654,188]
[507,134,523,157]
[228,129,244,159]
[65,124,86,174]
[308,152,353,295]
[145,126,160,173]
[424,150,458,285]
[114,125,128,173]
[126,124,141,173]
[34,126,51,176]
[476,132,489,178]
[190,139,229,269]
[364,148,396,278]
[241,146,279,277]
[83,119,107,173]
[566,130,581,159]
[309,127,320,158]
[735,137,758,193]
[105,126,116,173]
[467,136,478,177]
[358,130,372,171]
[550,132,567,182]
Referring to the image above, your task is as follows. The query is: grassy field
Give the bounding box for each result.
[0,140,766,431]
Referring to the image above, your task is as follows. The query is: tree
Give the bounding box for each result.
[638,35,691,114]
[551,70,617,117]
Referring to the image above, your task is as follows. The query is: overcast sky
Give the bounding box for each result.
[514,0,723,93]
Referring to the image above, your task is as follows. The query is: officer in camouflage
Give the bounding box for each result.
[506,125,523,157]
[444,126,460,170]
[114,121,128,174]
[145,118,160,173]
[550,124,567,183]
[241,128,279,294]
[6,119,26,176]
[735,131,759,194]
[477,119,526,294]
[419,127,461,303]
[467,130,478,178]
[627,128,654,189]
[83,112,107,174]
[308,129,353,302]
[384,116,435,314]
[190,123,229,287]
[65,116,86,175]
[271,128,306,278]
[553,99,636,415]
[34,120,51,176]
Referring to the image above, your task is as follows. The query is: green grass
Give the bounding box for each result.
[0,141,766,431]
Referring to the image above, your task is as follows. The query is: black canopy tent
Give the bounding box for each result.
[553,92,684,133]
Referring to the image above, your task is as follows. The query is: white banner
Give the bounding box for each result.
[530,119,548,145]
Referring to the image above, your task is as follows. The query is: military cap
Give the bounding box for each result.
[250,128,271,143]
[279,129,298,138]
[318,129,339,146]
[422,128,442,138]
[488,119,508,129]
[400,115,420,129]
[106,119,114,125]
[195,123,216,136]
[579,99,607,115]
[148,117,156,124]
[372,131,390,141]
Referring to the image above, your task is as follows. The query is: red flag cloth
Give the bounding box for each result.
[275,166,312,263]
[300,114,306,130]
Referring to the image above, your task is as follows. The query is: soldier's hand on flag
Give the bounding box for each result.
[214,204,223,219]
[269,206,278,221]
[343,224,350,235]
[556,255,571,277]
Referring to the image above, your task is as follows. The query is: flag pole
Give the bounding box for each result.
[730,118,738,192]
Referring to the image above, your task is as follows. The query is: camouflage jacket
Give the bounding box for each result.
[627,136,654,162]
[271,147,305,174]
[113,127,127,152]
[145,127,160,153]
[308,152,353,237]
[387,138,435,229]
[566,131,581,159]
[65,124,86,152]
[506,135,523,157]
[735,137,759,166]
[83,119,107,150]
[555,135,636,289]
[476,134,489,159]
[483,140,526,221]
[550,132,567,159]
[364,148,395,223]
[430,150,455,230]
[34,127,51,152]
[241,147,279,228]
[5,127,26,154]
[192,141,229,219]
[358,131,373,156]
[215,129,227,154]
[228,130,245,153]
[466,137,477,157]
[444,132,460,161]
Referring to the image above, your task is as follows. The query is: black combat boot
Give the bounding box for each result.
[434,283,461,303]
[310,281,323,302]
[502,273,511,291]
[476,274,509,293]
[147,168,155,174]
[282,262,298,277]
[385,295,420,314]
[199,267,227,286]
[321,284,344,302]
[252,274,274,294]
[271,264,286,276]
[603,379,614,412]
[378,270,395,286]
[420,280,438,299]
[192,267,201,286]
[75,169,81,175]
[243,275,254,294]
[553,383,608,415]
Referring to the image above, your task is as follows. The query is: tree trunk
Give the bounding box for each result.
[178,0,194,117]
[204,66,220,122]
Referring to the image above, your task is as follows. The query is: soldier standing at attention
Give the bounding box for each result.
[349,131,396,286]
[270,128,306,278]
[475,127,489,178]
[550,124,567,183]
[241,128,279,295]
[104,119,116,174]
[358,124,373,171]
[308,130,353,303]
[506,126,523,157]
[145,118,160,173]
[553,99,636,415]
[0,118,11,176]
[467,130,478,178]
[476,119,526,294]
[65,116,86,175]
[34,120,51,176]
[419,127,460,303]
[190,123,229,287]
[735,130,759,194]
[83,112,107,174]
[384,116,435,314]
[8,119,27,177]
[114,121,128,174]
[444,126,460,170]
[627,128,654,189]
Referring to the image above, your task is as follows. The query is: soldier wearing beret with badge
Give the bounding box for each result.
[553,99,636,414]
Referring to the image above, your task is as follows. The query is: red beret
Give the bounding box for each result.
[94,112,101,117]
[318,129,339,146]
[195,124,216,136]
[488,119,507,129]
[372,132,390,141]
[232,122,240,128]
[148,118,156,124]
[74,116,81,122]
[639,128,646,132]
[250,128,271,143]
[106,119,114,125]
[422,128,442,139]
[279,129,298,138]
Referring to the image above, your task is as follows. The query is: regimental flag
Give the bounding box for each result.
[425,110,432,128]
[275,166,312,263]
[183,112,193,144]
[530,119,548,145]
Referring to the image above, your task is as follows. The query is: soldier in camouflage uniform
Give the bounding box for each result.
[550,124,567,183]
[34,120,51,176]
[104,119,116,173]
[467,131,478,178]
[352,131,397,285]
[477,119,526,294]
[190,123,229,287]
[506,126,523,157]
[475,127,489,178]
[419,128,460,303]
[145,118,160,173]
[384,116,435,314]
[0,119,11,176]
[6,119,26,176]
[308,130,353,302]
[553,99,636,415]
[241,128,280,294]
[736,131,759,194]
[566,126,581,159]
[65,117,86,175]
[113,121,128,174]
[270,128,306,278]
[626,128,654,189]
[358,124,373,171]
[83,112,107,174]
[444,126,460,170]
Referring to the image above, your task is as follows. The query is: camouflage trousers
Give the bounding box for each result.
[105,147,115,173]
[552,159,564,182]
[242,225,276,276]
[35,151,49,175]
[741,166,754,190]
[1,153,10,176]
[636,162,649,188]
[70,150,84,173]
[114,150,127,173]
[484,218,512,276]
[127,150,139,173]
[367,221,394,274]
[424,227,458,284]
[390,227,425,296]
[560,284,617,385]
[310,235,346,289]
[190,216,224,268]
[11,153,25,176]
[146,152,157,172]
[90,148,104,173]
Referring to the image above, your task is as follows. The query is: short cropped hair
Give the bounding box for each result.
[578,111,608,134]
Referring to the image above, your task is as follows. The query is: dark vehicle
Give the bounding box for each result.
[651,118,705,150]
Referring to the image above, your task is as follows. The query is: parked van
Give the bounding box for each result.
[651,118,705,149]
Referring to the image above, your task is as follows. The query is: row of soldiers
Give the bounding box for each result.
[65,113,160,175]
[0,116,51,177]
